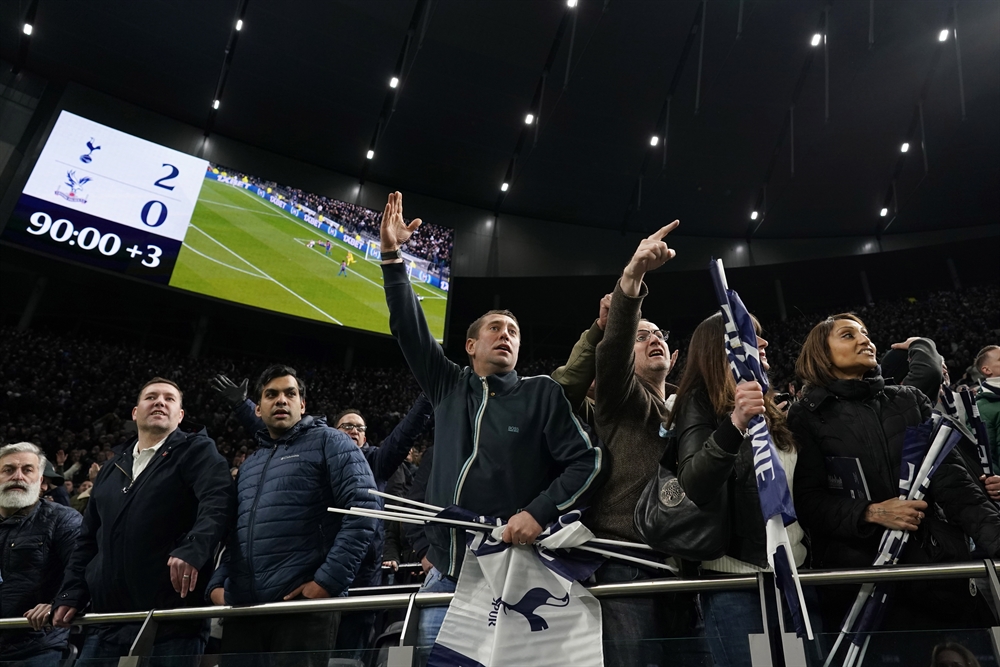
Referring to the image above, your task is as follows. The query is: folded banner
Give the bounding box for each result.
[709,258,813,640]
[428,511,605,667]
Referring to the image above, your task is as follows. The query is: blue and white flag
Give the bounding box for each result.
[709,258,812,639]
[428,510,605,667]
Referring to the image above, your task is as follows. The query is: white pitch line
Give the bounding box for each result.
[201,198,287,218]
[188,224,343,325]
[223,183,447,300]
[292,238,393,293]
[182,243,268,279]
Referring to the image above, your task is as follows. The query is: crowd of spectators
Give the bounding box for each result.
[208,163,453,274]
[1,282,996,500]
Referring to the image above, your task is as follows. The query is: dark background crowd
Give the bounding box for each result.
[208,164,454,274]
[2,282,996,494]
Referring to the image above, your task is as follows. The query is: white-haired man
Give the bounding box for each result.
[0,442,82,664]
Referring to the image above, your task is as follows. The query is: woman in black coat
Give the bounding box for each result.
[673,312,808,667]
[789,313,1000,633]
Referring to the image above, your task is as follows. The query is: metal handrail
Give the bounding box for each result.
[0,560,993,631]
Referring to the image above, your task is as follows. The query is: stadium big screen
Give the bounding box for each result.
[3,111,453,340]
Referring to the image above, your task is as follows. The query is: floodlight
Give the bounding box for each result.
[390,77,399,89]
[501,182,509,192]
[650,135,660,147]
[880,207,888,217]
[750,211,758,220]
[212,99,220,109]
[901,142,910,153]
[938,29,949,42]
[23,23,33,35]
[567,0,578,7]
[366,150,375,160]
[524,113,535,125]
[236,19,243,31]
[811,33,822,47]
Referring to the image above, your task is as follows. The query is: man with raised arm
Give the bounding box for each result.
[378,191,604,647]
[589,222,704,667]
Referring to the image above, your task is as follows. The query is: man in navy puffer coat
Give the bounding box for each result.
[207,365,377,666]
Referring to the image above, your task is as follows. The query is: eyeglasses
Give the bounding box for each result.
[338,423,367,432]
[636,329,669,343]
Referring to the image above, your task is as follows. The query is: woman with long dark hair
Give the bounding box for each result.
[671,312,806,667]
[789,313,1000,633]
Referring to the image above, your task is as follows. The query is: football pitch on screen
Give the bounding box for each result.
[169,178,448,339]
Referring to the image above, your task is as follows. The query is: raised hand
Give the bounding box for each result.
[731,380,765,432]
[620,220,679,296]
[890,337,922,351]
[380,191,422,253]
[210,374,248,409]
[597,293,613,330]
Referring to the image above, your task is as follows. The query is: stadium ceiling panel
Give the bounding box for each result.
[1,0,997,239]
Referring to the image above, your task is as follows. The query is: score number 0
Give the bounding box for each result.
[141,163,179,227]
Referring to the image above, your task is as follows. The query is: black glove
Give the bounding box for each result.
[210,374,248,410]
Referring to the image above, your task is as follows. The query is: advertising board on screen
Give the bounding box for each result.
[2,111,453,340]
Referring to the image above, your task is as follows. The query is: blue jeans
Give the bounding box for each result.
[417,567,457,649]
[77,631,204,667]
[593,561,712,667]
[7,648,64,666]
[702,586,824,667]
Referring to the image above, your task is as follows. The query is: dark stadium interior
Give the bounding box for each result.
[2,3,1000,666]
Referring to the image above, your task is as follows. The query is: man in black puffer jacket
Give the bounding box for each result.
[207,365,377,667]
[0,442,81,664]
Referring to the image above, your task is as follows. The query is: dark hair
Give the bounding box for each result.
[137,377,183,407]
[254,364,306,402]
[795,313,867,389]
[669,312,796,452]
[465,309,519,366]
[333,408,364,426]
[466,309,519,342]
[975,345,1000,375]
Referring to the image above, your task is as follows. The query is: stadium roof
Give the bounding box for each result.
[2,0,998,240]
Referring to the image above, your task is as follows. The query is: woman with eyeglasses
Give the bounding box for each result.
[670,312,810,667]
[789,313,1000,637]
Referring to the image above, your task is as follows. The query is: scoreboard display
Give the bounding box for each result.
[5,111,208,284]
[2,110,453,339]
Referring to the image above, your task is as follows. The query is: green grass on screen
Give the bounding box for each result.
[169,178,447,339]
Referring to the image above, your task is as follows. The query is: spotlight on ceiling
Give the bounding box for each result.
[938,29,949,42]
[900,142,910,153]
[567,0,578,7]
[366,149,375,160]
[23,23,32,35]
[649,135,660,147]
[811,33,822,47]
[501,182,509,192]
[389,76,399,89]
[750,211,759,220]
[524,113,535,125]
[236,19,243,31]
[212,99,220,110]
[880,207,888,217]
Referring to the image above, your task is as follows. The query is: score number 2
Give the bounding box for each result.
[141,163,179,227]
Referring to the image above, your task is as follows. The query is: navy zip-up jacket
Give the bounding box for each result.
[228,394,433,587]
[382,261,604,577]
[207,416,377,604]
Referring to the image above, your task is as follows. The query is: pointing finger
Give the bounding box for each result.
[648,220,680,242]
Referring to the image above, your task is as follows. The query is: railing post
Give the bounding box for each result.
[117,609,158,667]
[983,559,1000,662]
[749,572,778,667]
[387,591,419,667]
